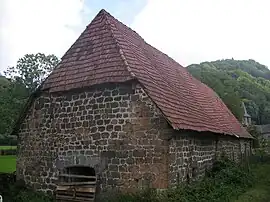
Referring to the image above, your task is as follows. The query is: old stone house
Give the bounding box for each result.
[14,9,253,197]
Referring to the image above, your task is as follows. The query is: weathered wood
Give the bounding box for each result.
[56,185,96,193]
[56,173,97,201]
[58,174,97,180]
[56,195,95,201]
[56,183,96,202]
[57,181,96,186]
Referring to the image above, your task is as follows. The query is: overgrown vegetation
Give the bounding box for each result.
[100,159,257,202]
[0,174,53,202]
[234,163,270,202]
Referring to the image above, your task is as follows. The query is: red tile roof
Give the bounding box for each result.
[42,9,252,139]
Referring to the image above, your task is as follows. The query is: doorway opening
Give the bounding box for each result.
[56,165,97,201]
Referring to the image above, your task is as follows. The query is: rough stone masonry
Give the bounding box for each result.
[16,81,251,195]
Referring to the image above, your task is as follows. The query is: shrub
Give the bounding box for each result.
[0,149,16,155]
[169,160,254,202]
[11,189,53,202]
[97,188,162,202]
[0,175,53,202]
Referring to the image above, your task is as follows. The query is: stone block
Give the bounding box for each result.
[133,150,146,157]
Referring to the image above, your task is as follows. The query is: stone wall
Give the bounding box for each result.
[16,80,252,195]
[169,132,215,186]
[168,132,251,187]
[17,81,169,194]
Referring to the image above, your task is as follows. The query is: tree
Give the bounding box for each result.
[0,53,60,145]
[0,78,28,144]
[188,59,270,124]
[5,53,60,93]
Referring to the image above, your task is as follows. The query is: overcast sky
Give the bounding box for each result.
[0,0,269,74]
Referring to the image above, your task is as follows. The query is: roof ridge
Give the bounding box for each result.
[102,10,136,79]
[101,11,179,94]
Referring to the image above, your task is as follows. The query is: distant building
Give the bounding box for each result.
[241,102,270,140]
[255,124,270,140]
[242,102,252,126]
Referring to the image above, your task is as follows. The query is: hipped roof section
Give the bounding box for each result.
[27,9,252,139]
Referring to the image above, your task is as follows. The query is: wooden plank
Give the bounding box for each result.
[58,174,96,180]
[57,181,96,186]
[76,192,95,197]
[56,194,95,198]
[56,185,96,193]
[56,199,94,202]
[56,193,95,199]
[56,195,94,201]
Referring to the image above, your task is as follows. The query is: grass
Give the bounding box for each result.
[0,155,16,173]
[234,163,270,202]
[0,145,17,150]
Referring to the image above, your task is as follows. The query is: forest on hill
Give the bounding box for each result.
[187,59,270,125]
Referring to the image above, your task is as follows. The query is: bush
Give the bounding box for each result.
[0,174,53,202]
[97,188,161,202]
[0,149,16,155]
[0,172,16,196]
[251,148,270,164]
[163,160,254,202]
[10,189,53,202]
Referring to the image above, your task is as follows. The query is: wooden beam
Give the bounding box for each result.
[57,181,96,186]
[56,185,96,193]
[58,174,96,179]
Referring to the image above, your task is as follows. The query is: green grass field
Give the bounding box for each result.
[234,163,270,202]
[0,145,17,150]
[0,155,16,173]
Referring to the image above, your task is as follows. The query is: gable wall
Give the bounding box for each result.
[17,81,169,195]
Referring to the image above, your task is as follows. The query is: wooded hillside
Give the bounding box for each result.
[188,59,270,125]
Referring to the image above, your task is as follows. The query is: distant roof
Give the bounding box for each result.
[41,9,251,139]
[256,124,270,134]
